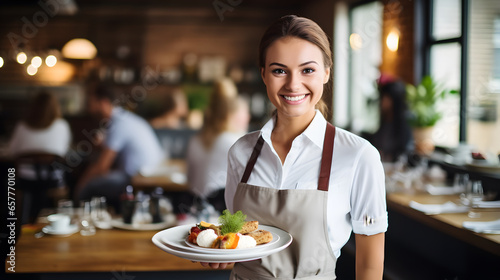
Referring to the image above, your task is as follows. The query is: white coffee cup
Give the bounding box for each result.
[47,214,71,232]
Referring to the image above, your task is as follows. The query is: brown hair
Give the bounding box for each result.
[199,78,239,149]
[24,91,61,129]
[258,15,332,118]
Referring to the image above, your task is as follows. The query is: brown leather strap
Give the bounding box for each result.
[318,123,336,191]
[241,135,265,183]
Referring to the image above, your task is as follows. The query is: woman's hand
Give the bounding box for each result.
[198,262,234,269]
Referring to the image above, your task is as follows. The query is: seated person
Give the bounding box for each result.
[187,78,250,213]
[8,91,71,158]
[75,85,165,212]
[8,91,72,224]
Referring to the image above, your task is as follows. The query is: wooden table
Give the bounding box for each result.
[131,159,188,192]
[385,191,500,279]
[387,192,500,256]
[6,224,232,275]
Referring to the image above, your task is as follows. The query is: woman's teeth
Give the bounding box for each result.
[283,95,306,102]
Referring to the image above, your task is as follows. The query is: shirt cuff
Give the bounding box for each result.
[352,212,388,236]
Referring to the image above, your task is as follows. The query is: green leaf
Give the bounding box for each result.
[405,75,455,127]
[218,209,247,235]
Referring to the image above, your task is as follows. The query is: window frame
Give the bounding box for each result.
[421,0,469,142]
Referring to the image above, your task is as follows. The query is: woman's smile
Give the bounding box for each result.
[281,94,309,103]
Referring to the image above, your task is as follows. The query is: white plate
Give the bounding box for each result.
[152,225,293,262]
[184,229,280,254]
[111,214,176,231]
[42,224,79,236]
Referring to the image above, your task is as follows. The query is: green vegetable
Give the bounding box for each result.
[218,209,247,235]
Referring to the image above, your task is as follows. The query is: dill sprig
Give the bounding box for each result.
[218,209,247,235]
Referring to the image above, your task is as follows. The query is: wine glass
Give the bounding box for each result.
[467,180,484,218]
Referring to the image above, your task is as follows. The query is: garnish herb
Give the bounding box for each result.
[218,209,247,235]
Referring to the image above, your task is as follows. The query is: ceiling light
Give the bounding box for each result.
[62,38,97,59]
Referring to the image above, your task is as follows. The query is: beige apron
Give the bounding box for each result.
[231,123,337,280]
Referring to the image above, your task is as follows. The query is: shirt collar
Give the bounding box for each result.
[260,110,327,149]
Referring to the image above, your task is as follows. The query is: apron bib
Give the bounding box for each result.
[231,123,337,280]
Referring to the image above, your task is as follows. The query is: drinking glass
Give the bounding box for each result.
[467,181,484,218]
[457,173,470,204]
[79,201,96,236]
[91,196,112,229]
[57,199,74,222]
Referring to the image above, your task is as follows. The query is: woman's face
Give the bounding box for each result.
[261,36,330,119]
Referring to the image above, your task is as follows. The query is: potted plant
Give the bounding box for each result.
[406,76,457,155]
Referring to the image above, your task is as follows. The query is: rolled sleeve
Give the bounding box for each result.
[352,213,388,236]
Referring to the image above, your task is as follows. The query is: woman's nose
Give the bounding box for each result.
[285,73,301,92]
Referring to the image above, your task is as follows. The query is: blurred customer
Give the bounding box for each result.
[8,91,71,158]
[148,89,189,129]
[367,74,413,162]
[8,91,71,224]
[187,78,250,213]
[75,86,164,212]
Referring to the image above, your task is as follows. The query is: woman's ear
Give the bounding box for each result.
[323,68,330,84]
[260,67,266,85]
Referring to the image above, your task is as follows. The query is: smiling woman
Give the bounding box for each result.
[200,15,387,280]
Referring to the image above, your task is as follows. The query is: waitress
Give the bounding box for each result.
[202,15,387,279]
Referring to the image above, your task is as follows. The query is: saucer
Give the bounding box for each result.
[42,224,79,236]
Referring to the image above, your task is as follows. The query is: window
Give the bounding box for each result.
[424,0,500,155]
[334,1,383,134]
[467,1,500,155]
[425,0,462,148]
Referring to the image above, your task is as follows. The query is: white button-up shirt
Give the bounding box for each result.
[225,110,388,257]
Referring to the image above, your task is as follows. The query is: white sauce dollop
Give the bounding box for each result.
[196,229,218,248]
[236,234,257,249]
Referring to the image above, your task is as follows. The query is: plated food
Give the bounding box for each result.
[187,210,273,250]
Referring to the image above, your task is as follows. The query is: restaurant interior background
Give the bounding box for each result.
[1,0,499,279]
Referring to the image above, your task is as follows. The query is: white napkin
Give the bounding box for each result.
[409,201,468,215]
[474,201,500,208]
[463,219,500,234]
[425,184,465,195]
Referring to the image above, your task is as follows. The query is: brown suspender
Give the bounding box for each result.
[318,123,335,191]
[240,135,265,184]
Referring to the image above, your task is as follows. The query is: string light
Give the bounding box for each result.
[31,56,42,68]
[27,64,38,76]
[17,52,27,64]
[45,55,57,67]
[0,57,4,68]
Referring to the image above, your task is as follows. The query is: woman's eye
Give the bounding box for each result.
[271,69,286,75]
[302,68,315,74]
